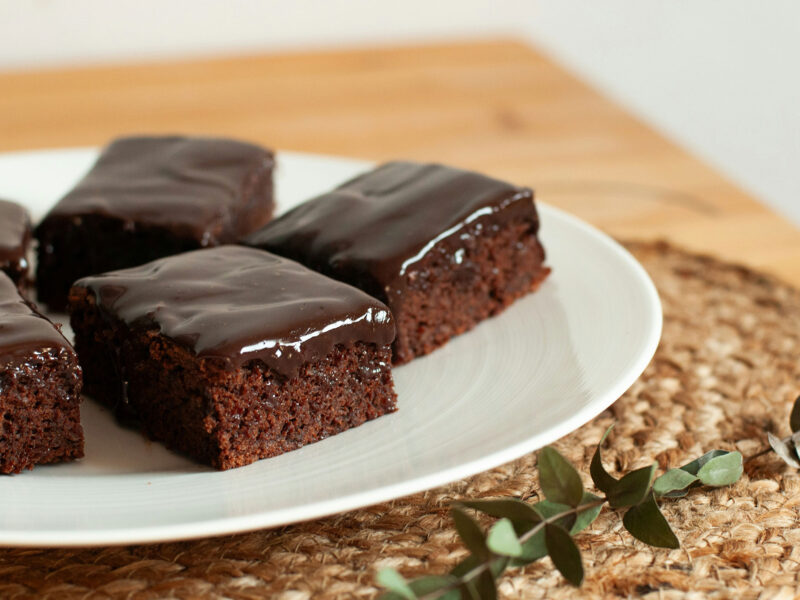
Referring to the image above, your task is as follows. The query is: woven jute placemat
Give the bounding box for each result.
[2,240,800,599]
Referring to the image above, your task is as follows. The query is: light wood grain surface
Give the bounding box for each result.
[1,40,797,283]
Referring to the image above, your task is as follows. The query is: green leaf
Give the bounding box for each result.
[791,396,800,433]
[653,468,699,498]
[533,492,603,535]
[768,432,800,468]
[450,555,480,578]
[678,450,729,476]
[590,426,618,494]
[408,576,459,599]
[460,581,480,600]
[572,492,604,534]
[696,451,743,487]
[486,518,523,557]
[531,500,576,532]
[608,463,656,508]
[510,491,603,568]
[451,506,490,560]
[544,524,584,586]
[538,447,584,507]
[450,555,507,580]
[793,432,800,462]
[431,591,460,600]
[377,568,416,600]
[510,527,547,566]
[459,498,541,525]
[622,492,680,549]
[489,557,509,578]
[475,568,497,600]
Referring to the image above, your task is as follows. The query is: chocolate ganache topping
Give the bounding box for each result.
[71,246,395,377]
[40,136,274,244]
[244,161,539,305]
[0,273,72,369]
[0,199,31,278]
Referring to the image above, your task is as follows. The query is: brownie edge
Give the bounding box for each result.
[244,161,550,363]
[35,135,275,310]
[68,246,397,470]
[0,273,84,474]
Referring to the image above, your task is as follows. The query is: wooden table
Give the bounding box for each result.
[2,40,798,283]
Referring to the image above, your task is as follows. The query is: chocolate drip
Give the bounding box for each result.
[244,161,539,307]
[70,246,395,377]
[0,199,31,282]
[38,136,275,244]
[0,273,72,369]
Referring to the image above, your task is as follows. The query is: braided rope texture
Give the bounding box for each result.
[1,241,799,599]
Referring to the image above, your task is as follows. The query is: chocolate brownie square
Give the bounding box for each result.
[0,272,84,473]
[0,199,32,291]
[68,246,397,470]
[244,161,549,364]
[36,135,275,310]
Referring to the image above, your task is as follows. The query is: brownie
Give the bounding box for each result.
[68,246,397,470]
[35,135,275,310]
[0,199,32,291]
[244,161,550,364]
[0,272,84,473]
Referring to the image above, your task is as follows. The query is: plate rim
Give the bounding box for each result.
[0,148,662,547]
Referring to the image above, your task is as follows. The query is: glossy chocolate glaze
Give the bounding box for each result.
[0,273,73,370]
[70,246,395,378]
[244,161,541,308]
[38,136,275,243]
[0,199,31,283]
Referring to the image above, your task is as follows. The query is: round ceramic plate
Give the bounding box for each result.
[0,148,662,547]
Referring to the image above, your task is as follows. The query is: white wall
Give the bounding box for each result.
[0,1,529,69]
[528,1,800,226]
[1,1,798,225]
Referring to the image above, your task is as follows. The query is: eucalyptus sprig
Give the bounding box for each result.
[377,426,743,600]
[758,395,800,468]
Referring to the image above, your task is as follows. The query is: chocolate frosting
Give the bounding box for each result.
[244,161,539,306]
[0,273,73,370]
[0,199,31,280]
[71,246,395,377]
[38,136,275,244]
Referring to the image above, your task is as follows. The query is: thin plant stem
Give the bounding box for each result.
[746,431,798,464]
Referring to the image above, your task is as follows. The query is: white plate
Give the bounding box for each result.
[0,148,661,547]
